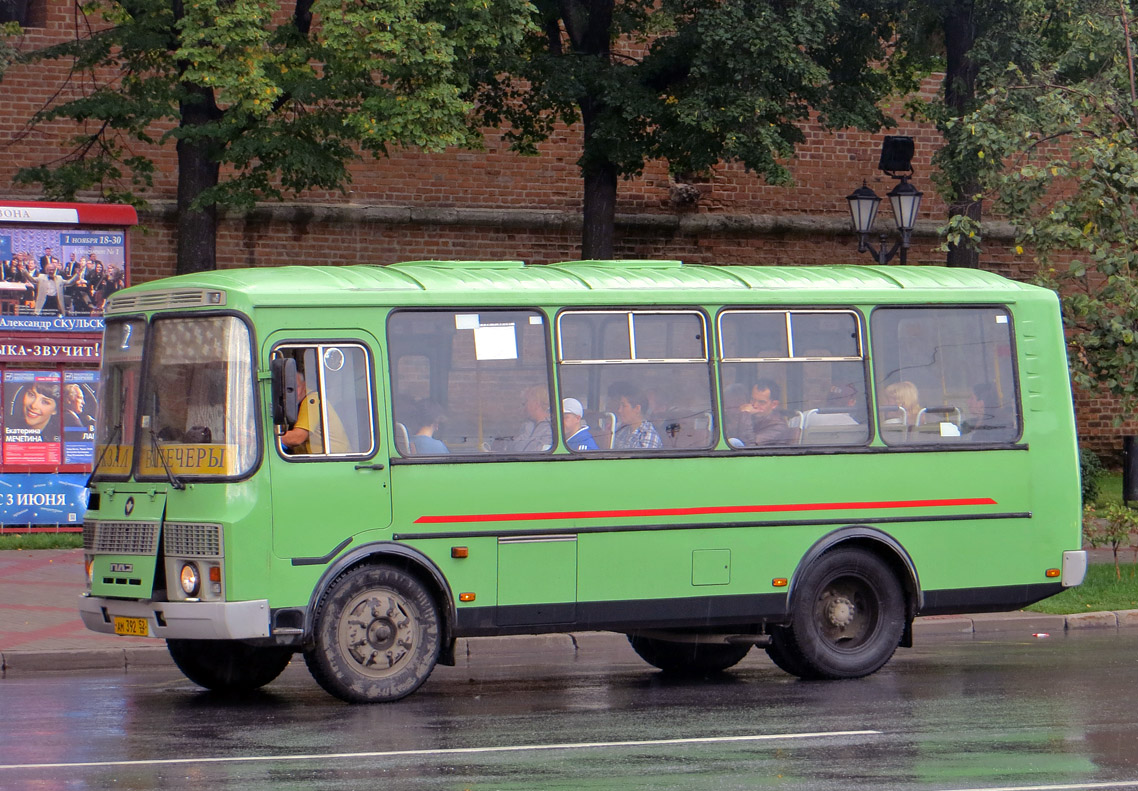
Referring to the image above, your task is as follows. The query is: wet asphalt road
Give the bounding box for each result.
[2,630,1138,791]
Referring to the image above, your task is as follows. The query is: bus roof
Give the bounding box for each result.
[107,261,1048,313]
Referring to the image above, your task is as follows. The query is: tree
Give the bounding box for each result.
[478,0,901,260]
[950,1,1138,410]
[1,0,531,273]
[888,0,1078,268]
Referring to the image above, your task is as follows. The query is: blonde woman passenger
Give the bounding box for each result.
[881,381,920,426]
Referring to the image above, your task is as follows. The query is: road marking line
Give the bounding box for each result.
[940,782,1138,791]
[0,729,880,771]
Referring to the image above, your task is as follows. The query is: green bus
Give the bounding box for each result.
[79,260,1085,703]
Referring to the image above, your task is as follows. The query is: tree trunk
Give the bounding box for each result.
[560,0,617,260]
[580,108,617,260]
[943,3,981,269]
[175,125,220,275]
[172,0,222,276]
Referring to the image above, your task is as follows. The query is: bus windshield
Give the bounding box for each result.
[92,319,146,480]
[95,315,258,481]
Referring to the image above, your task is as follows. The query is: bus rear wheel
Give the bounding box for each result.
[304,565,441,703]
[166,639,293,693]
[627,634,752,674]
[774,548,905,680]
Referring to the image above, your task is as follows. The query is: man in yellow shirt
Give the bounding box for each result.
[280,376,352,454]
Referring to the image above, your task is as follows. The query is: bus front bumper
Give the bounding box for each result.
[79,594,271,640]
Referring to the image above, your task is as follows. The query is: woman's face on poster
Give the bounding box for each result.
[22,387,58,430]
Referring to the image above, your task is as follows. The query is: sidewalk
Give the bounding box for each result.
[2,548,1136,674]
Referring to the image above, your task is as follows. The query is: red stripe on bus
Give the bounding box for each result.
[412,498,999,524]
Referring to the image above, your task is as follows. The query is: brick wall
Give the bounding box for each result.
[3,0,1134,457]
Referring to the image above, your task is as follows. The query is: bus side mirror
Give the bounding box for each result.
[271,357,299,426]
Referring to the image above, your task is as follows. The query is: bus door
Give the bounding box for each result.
[266,335,392,560]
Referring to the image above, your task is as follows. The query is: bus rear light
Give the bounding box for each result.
[459,592,476,602]
[1045,568,1061,578]
[772,578,788,587]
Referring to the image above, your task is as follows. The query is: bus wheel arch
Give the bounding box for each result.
[789,528,921,630]
[769,530,916,680]
[304,542,457,665]
[304,562,443,703]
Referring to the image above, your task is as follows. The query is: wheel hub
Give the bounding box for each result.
[341,594,416,676]
[367,617,396,649]
[825,595,856,629]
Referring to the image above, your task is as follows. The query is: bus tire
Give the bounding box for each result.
[304,564,440,703]
[166,639,293,693]
[765,627,811,677]
[778,548,905,679]
[627,634,752,674]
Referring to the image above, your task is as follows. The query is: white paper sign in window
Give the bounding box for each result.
[474,323,519,360]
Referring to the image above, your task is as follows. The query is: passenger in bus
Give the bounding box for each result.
[612,383,662,449]
[409,399,449,455]
[561,397,598,451]
[280,376,316,453]
[965,382,1014,438]
[881,381,921,426]
[721,383,752,447]
[510,384,553,452]
[740,379,793,446]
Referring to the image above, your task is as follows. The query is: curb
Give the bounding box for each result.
[4,611,1138,675]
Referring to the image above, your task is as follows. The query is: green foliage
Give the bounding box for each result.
[3,0,533,211]
[1025,561,1138,613]
[888,0,1089,260]
[1084,501,1138,579]
[478,0,897,198]
[0,532,83,550]
[1081,447,1106,505]
[935,2,1138,410]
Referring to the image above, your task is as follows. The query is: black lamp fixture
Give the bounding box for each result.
[845,136,923,265]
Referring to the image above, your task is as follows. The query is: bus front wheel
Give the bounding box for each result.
[627,634,752,674]
[773,548,905,680]
[304,565,441,703]
[166,639,293,693]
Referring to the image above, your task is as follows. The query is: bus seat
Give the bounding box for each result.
[912,406,964,442]
[917,405,962,426]
[591,411,617,450]
[800,408,867,446]
[394,421,413,455]
[878,405,909,442]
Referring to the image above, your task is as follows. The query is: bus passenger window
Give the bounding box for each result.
[388,310,553,456]
[556,310,714,452]
[718,310,869,448]
[871,307,1020,445]
[274,344,375,458]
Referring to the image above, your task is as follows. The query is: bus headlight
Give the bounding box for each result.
[179,563,201,596]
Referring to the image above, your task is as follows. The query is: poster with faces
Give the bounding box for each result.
[3,370,63,464]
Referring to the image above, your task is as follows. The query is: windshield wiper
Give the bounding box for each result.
[149,428,186,490]
[85,420,123,489]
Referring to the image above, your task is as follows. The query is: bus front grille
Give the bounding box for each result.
[85,521,161,555]
[164,523,223,557]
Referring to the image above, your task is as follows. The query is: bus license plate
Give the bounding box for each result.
[113,616,149,636]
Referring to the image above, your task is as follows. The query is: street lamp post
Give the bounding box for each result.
[846,136,923,265]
